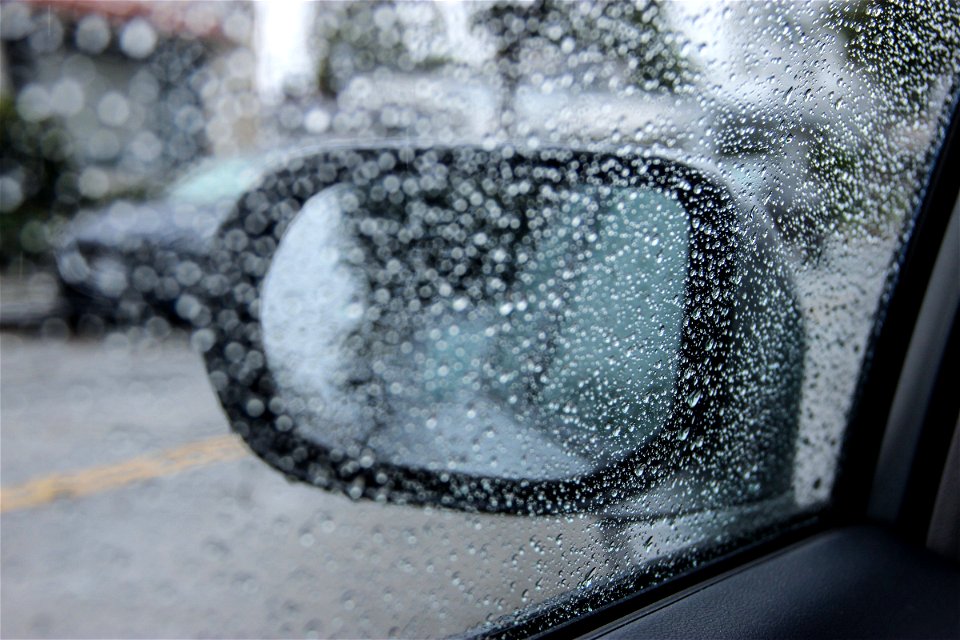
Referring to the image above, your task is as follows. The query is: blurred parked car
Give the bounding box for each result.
[54,155,265,323]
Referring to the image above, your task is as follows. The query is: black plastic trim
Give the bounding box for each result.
[831,92,960,520]
[898,301,960,542]
[591,525,960,640]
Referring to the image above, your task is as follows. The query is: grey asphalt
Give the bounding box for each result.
[0,327,606,639]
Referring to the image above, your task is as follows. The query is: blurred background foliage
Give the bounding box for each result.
[473,0,694,91]
[815,0,960,248]
[2,0,959,270]
[836,0,960,118]
[471,0,696,123]
[0,96,74,265]
[314,0,451,100]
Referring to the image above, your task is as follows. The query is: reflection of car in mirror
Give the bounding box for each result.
[197,143,804,516]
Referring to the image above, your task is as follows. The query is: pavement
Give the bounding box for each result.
[0,325,610,639]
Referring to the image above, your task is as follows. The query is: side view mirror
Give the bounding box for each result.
[197,144,804,515]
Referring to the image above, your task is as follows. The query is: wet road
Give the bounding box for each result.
[0,329,606,639]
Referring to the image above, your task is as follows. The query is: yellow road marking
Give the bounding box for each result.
[0,434,250,513]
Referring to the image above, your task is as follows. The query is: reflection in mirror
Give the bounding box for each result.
[262,180,688,481]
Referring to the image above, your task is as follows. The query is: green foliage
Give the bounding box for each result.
[0,96,75,265]
[314,1,452,98]
[472,0,696,93]
[832,0,960,117]
[797,0,960,251]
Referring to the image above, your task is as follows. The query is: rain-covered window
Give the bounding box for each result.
[2,1,958,637]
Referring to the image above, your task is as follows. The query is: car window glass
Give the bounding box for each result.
[2,1,959,638]
[165,157,262,206]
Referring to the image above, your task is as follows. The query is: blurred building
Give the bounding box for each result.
[1,0,257,202]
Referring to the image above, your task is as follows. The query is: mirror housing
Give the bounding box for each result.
[196,143,804,515]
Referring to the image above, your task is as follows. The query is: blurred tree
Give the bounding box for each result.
[804,0,960,251]
[314,1,452,99]
[832,0,960,118]
[471,0,696,121]
[0,96,74,266]
[0,3,217,268]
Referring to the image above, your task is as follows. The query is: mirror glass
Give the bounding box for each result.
[262,178,689,481]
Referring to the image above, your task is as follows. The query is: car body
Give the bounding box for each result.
[54,155,264,323]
